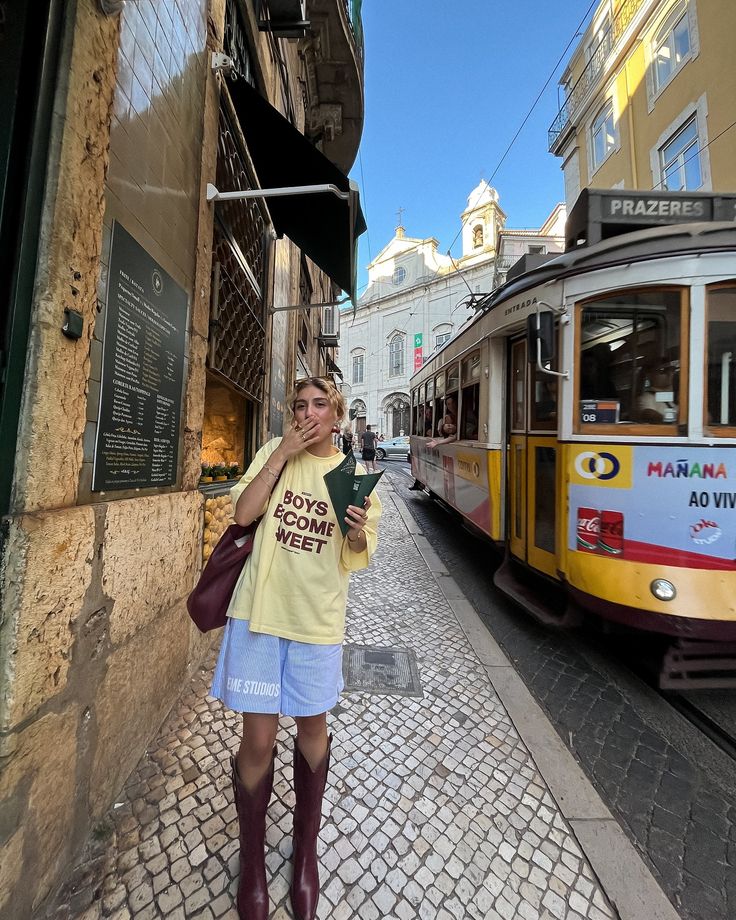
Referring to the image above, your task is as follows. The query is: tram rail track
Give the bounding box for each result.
[661,691,736,763]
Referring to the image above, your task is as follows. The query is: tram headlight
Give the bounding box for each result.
[650,578,676,602]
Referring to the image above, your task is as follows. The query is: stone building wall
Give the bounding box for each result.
[0,2,221,916]
[0,2,359,915]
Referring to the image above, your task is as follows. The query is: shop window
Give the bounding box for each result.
[578,289,684,429]
[706,285,736,431]
[201,375,249,475]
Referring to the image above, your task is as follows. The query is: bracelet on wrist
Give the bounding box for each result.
[261,465,278,479]
[347,530,364,543]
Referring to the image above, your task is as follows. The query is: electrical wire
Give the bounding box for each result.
[358,150,373,265]
[340,1,601,387]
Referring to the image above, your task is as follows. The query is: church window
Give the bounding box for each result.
[352,352,364,384]
[389,335,405,377]
[392,266,406,285]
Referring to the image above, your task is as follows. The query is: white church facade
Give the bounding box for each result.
[338,183,565,437]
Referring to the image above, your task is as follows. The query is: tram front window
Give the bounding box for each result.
[706,285,736,429]
[578,289,683,428]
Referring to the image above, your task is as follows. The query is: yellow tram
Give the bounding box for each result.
[409,189,736,675]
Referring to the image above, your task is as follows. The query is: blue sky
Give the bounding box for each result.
[350,1,596,293]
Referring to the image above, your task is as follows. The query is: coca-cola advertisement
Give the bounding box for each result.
[599,510,624,555]
[576,507,600,552]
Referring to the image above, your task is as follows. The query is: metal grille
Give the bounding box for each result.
[209,104,269,401]
[224,0,254,84]
[342,644,422,697]
[211,230,266,402]
[215,107,268,290]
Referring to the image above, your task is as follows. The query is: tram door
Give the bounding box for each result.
[507,337,559,578]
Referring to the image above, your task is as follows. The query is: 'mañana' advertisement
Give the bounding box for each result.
[569,445,736,569]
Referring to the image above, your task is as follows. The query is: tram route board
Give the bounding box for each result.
[92,221,188,491]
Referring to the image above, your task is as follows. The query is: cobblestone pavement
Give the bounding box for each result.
[44,481,618,920]
[389,469,736,920]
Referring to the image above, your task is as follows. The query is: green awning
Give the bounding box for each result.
[228,79,366,301]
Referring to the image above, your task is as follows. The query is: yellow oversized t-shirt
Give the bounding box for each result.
[227,438,382,644]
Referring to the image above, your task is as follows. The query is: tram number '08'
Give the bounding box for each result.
[580,401,620,424]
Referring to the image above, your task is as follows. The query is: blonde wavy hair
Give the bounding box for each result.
[286,377,346,425]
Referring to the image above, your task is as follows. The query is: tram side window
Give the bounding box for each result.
[579,290,682,427]
[531,329,559,430]
[706,285,736,429]
[422,404,433,436]
[461,351,481,440]
[445,364,460,441]
[411,390,420,435]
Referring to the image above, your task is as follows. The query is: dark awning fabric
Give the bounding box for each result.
[227,79,366,301]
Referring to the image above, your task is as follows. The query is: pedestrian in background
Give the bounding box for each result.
[341,427,354,455]
[360,424,378,472]
[211,377,382,920]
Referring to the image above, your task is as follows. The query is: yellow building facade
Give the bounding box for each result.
[549,0,736,206]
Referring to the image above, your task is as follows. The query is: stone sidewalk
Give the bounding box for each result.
[43,480,624,920]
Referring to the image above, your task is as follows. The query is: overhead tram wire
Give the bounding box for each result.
[345,1,600,368]
[443,0,598,264]
[357,150,373,265]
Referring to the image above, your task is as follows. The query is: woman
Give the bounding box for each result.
[211,377,382,920]
[428,394,458,449]
[341,426,354,455]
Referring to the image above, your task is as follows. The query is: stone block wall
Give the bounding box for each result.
[0,2,216,916]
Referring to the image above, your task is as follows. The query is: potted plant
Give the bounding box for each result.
[228,462,241,479]
[200,464,213,483]
[213,464,228,481]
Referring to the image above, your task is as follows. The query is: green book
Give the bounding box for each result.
[323,452,384,536]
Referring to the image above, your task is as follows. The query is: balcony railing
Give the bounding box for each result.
[342,0,364,59]
[548,0,645,151]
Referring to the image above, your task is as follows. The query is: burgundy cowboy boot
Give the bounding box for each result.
[290,735,332,920]
[231,751,275,920]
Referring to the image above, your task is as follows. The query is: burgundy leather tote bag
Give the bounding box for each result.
[186,520,261,633]
[187,467,283,633]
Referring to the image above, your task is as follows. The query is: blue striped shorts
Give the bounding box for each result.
[210,617,344,717]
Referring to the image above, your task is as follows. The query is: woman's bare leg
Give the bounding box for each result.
[294,713,328,770]
[237,712,279,790]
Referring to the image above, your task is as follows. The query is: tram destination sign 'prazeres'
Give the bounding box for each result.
[603,194,712,222]
[92,222,188,491]
[566,188,736,250]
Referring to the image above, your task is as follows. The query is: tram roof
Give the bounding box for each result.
[477,221,736,314]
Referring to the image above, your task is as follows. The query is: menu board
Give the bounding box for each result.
[92,222,188,491]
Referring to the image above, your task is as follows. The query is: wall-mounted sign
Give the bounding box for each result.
[92,222,188,491]
[413,331,423,371]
